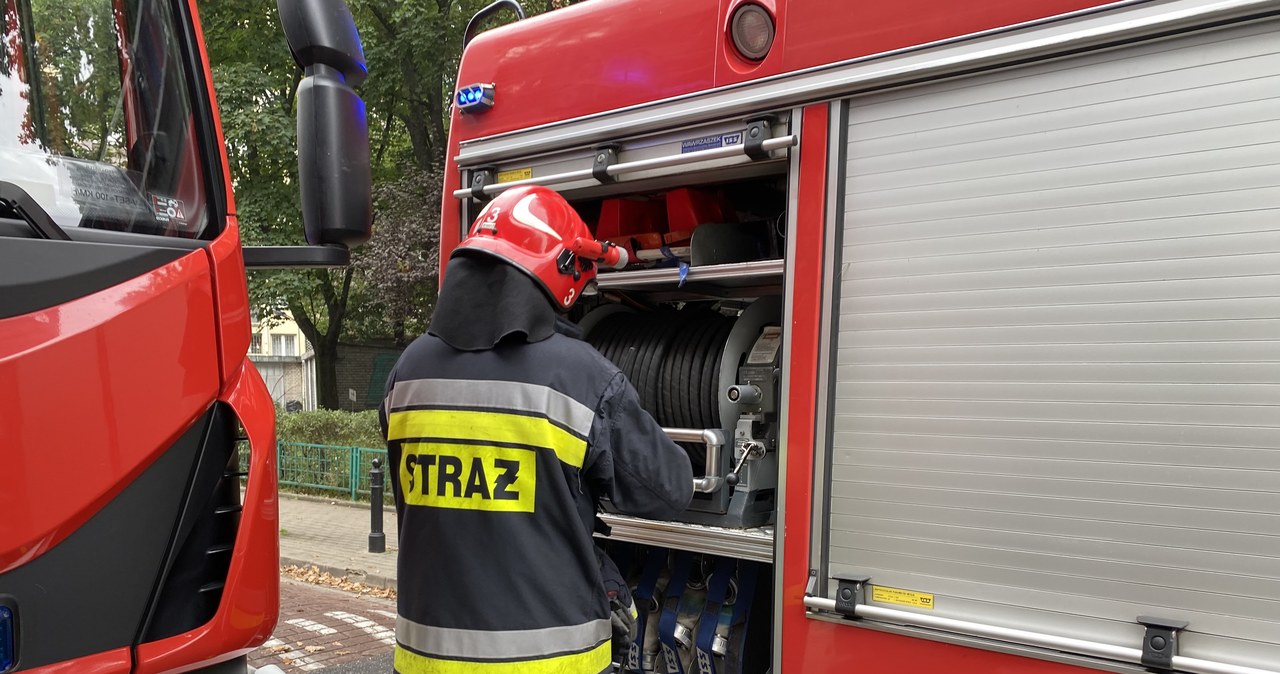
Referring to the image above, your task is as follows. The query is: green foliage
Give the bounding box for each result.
[25,0,124,159]
[351,164,441,343]
[277,408,384,448]
[199,0,575,405]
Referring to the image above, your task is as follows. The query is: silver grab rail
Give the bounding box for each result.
[451,135,797,200]
[804,596,1279,674]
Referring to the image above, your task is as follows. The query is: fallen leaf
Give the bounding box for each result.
[280,565,396,600]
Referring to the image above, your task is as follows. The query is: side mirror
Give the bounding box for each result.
[278,0,372,249]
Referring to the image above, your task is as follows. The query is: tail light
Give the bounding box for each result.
[730,4,775,61]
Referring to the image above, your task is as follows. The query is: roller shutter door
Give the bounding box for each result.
[828,18,1280,669]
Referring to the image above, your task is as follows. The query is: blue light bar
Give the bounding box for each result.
[455,83,495,114]
[0,605,14,672]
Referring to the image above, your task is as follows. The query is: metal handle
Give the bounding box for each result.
[725,440,765,488]
[463,0,525,48]
[662,427,725,493]
[804,596,1279,674]
[452,135,797,200]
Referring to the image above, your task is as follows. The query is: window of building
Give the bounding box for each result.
[249,334,263,354]
[272,334,297,357]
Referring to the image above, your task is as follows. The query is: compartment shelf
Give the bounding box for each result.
[596,259,784,295]
[595,513,775,563]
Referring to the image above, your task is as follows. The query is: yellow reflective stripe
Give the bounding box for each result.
[394,641,610,674]
[388,409,587,469]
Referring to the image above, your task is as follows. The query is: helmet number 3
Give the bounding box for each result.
[562,287,576,307]
[476,205,501,233]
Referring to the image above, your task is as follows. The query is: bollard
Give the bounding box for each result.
[368,458,386,553]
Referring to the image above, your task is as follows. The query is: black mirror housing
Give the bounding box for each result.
[278,0,372,249]
[278,0,367,86]
[297,67,372,248]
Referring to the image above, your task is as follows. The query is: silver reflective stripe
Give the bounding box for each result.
[388,378,595,438]
[396,615,610,660]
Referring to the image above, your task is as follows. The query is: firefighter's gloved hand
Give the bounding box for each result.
[610,594,638,647]
[596,545,638,659]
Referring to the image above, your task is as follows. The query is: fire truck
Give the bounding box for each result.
[0,0,370,672]
[444,1,1280,673]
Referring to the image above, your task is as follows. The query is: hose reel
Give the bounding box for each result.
[581,297,781,527]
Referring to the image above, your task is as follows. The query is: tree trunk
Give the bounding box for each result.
[313,339,340,409]
[289,267,354,410]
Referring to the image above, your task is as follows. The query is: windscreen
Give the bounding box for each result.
[0,0,211,238]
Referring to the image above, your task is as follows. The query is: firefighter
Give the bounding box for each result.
[380,185,694,674]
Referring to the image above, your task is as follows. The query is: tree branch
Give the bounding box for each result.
[374,104,398,168]
[283,67,303,115]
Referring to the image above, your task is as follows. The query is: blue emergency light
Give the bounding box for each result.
[456,83,495,114]
[0,605,14,672]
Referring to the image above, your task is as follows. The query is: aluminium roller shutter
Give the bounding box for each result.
[827,18,1280,669]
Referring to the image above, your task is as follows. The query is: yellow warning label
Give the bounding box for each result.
[496,167,532,183]
[871,586,935,610]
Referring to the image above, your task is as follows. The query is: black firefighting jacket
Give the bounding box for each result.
[380,257,694,674]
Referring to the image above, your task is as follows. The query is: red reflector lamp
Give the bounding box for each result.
[730,4,774,61]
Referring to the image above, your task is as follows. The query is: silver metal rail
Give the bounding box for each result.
[595,513,774,563]
[804,596,1279,674]
[451,135,796,199]
[663,427,724,493]
[596,258,784,291]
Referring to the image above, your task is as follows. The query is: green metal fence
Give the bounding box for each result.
[241,442,390,502]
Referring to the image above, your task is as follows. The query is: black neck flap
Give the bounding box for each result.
[427,255,559,351]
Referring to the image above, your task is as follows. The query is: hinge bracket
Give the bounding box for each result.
[592,145,620,183]
[744,117,773,161]
[832,573,871,619]
[469,167,495,201]
[1138,616,1189,672]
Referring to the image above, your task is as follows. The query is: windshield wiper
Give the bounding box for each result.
[0,182,70,240]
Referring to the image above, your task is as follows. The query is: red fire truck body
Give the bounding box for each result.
[0,0,369,671]
[442,1,1280,673]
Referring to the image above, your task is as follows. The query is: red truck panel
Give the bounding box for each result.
[134,361,279,674]
[453,0,719,144]
[451,0,1117,144]
[0,251,219,574]
[26,649,131,674]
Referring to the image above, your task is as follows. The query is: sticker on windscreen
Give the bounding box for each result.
[151,195,187,226]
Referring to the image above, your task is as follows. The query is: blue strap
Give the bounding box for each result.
[728,562,760,674]
[693,557,736,674]
[658,245,690,287]
[628,549,667,673]
[657,552,694,674]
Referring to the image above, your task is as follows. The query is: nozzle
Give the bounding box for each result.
[569,237,628,269]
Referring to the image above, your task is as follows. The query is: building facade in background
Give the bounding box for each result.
[248,310,316,411]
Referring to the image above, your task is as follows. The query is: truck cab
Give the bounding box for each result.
[0,1,369,671]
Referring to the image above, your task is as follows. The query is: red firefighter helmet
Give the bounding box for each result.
[454,185,601,311]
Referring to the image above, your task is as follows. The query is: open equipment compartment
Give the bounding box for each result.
[453,111,798,674]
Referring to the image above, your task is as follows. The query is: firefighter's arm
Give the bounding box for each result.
[587,372,694,520]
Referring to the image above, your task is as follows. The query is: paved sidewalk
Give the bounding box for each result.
[278,494,399,590]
